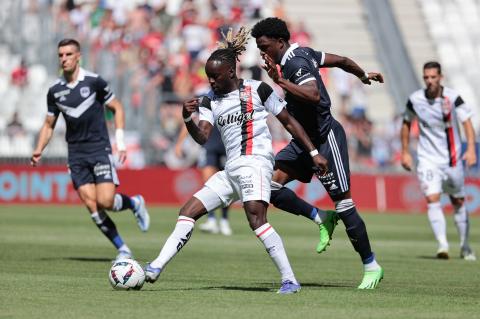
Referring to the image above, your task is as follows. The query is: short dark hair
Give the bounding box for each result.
[423,61,441,74]
[251,17,290,41]
[57,38,81,51]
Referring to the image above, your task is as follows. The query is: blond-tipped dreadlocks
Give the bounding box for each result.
[208,26,250,67]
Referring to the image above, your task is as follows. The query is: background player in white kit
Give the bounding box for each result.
[145,28,328,294]
[401,61,476,261]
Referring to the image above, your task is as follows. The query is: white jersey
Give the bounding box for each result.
[199,79,286,164]
[404,87,473,167]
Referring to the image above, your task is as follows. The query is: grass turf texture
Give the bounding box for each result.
[1,205,479,319]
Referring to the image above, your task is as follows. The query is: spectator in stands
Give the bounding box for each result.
[6,112,25,138]
[10,58,28,88]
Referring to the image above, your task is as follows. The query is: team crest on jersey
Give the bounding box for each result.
[80,87,90,98]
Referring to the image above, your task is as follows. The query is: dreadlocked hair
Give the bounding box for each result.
[207,26,250,68]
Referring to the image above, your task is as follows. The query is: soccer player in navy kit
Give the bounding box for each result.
[31,39,150,261]
[252,17,384,289]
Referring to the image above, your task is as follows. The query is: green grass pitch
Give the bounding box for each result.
[1,205,479,319]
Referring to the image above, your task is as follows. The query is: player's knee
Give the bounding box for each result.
[97,196,114,210]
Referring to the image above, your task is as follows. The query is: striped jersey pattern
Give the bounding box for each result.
[199,79,286,163]
[404,86,473,167]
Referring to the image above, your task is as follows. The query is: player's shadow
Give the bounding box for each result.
[417,255,449,260]
[39,256,112,262]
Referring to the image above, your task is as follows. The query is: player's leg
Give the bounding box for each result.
[146,171,233,283]
[322,122,382,288]
[77,183,132,259]
[269,142,337,250]
[446,166,475,260]
[96,154,150,232]
[235,157,299,294]
[418,163,449,258]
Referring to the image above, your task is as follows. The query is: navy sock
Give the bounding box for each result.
[338,206,373,262]
[207,211,216,218]
[92,212,124,249]
[114,193,135,211]
[221,207,229,219]
[270,186,316,220]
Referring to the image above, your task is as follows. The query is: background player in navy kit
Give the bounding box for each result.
[175,125,232,235]
[252,17,384,289]
[30,38,150,261]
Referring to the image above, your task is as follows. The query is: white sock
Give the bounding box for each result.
[454,204,469,248]
[150,216,195,269]
[255,223,298,284]
[315,209,327,224]
[427,202,448,249]
[364,258,381,272]
[118,244,131,254]
[112,194,123,211]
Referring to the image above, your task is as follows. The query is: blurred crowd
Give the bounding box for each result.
[2,0,409,171]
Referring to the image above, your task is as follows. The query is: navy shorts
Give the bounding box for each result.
[275,119,350,199]
[198,127,226,169]
[68,152,119,189]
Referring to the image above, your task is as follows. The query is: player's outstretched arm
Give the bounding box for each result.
[106,97,127,164]
[276,109,328,175]
[462,118,477,167]
[400,120,413,171]
[31,115,57,166]
[322,53,384,85]
[183,98,213,145]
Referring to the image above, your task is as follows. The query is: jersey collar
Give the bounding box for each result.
[60,67,86,89]
[280,43,299,67]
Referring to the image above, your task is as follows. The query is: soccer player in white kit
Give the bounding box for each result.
[401,61,477,261]
[145,28,328,293]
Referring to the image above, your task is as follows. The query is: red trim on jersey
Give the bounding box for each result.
[442,97,457,167]
[256,225,272,238]
[245,86,254,155]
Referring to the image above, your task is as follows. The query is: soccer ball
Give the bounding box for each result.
[109,258,145,290]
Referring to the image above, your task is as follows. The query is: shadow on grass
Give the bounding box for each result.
[39,257,112,262]
[141,282,350,293]
[417,255,449,260]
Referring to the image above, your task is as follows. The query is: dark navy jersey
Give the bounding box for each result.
[280,43,333,142]
[47,68,114,156]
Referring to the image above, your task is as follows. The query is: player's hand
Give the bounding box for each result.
[312,154,328,177]
[30,151,42,167]
[362,72,384,85]
[463,148,477,168]
[401,151,413,171]
[183,98,199,119]
[118,150,127,164]
[261,53,281,83]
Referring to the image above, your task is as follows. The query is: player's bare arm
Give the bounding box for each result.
[323,53,384,85]
[31,115,57,166]
[462,118,477,167]
[106,97,127,164]
[276,109,328,174]
[183,98,213,145]
[400,120,413,171]
[262,53,320,104]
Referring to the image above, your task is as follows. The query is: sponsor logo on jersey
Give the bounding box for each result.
[80,87,90,98]
[217,110,255,127]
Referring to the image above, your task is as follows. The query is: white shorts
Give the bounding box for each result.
[416,161,465,197]
[193,155,273,212]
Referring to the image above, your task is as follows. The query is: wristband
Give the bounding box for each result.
[360,72,369,81]
[183,115,192,123]
[115,129,126,151]
[309,149,319,157]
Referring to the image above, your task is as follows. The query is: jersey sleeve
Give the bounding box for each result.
[257,82,286,116]
[314,51,326,66]
[283,57,317,86]
[95,76,115,105]
[453,95,473,122]
[198,96,214,125]
[403,98,416,122]
[46,89,60,117]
